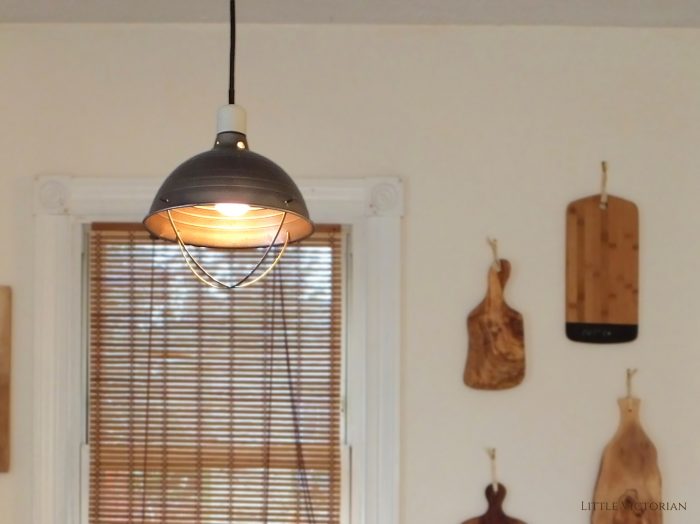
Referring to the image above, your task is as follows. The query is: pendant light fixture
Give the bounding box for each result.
[144,0,314,289]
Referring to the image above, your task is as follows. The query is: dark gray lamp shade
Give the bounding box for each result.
[144,132,314,249]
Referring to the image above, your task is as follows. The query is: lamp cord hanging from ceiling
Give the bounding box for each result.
[229,0,236,105]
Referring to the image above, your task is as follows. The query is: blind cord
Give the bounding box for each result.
[135,253,319,524]
[139,239,157,523]
[262,276,273,522]
[276,266,318,523]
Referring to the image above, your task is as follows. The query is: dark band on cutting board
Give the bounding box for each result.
[566,323,638,344]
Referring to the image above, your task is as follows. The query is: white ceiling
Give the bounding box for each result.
[2,0,700,26]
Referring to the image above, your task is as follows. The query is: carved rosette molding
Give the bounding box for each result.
[367,178,404,217]
[34,177,70,215]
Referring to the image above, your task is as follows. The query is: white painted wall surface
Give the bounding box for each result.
[1,23,699,524]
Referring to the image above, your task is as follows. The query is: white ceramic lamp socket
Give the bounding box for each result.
[217,104,248,135]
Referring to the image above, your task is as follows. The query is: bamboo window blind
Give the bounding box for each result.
[88,223,343,524]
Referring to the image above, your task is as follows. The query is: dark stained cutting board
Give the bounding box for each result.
[462,484,527,524]
[566,195,639,343]
[464,260,525,390]
[591,398,662,524]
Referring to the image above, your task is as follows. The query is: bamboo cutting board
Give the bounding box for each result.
[591,398,662,524]
[464,260,525,390]
[566,194,639,343]
[462,484,527,524]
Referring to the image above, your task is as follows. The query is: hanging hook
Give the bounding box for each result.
[485,448,498,493]
[626,368,638,398]
[600,161,609,210]
[487,238,501,272]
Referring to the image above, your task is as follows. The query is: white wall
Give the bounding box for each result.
[1,22,700,524]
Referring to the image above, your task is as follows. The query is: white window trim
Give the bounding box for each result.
[32,175,402,524]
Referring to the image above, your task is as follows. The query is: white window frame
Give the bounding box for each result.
[32,175,402,524]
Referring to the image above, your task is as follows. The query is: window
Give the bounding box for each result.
[33,175,400,524]
[88,224,344,523]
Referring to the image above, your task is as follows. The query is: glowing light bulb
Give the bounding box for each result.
[214,203,252,217]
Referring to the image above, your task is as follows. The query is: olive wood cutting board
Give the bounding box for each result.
[462,484,526,524]
[591,398,662,524]
[464,260,525,390]
[566,194,639,343]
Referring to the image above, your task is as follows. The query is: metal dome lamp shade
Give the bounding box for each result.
[144,0,314,289]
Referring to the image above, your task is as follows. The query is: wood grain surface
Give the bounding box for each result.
[566,194,639,343]
[0,287,10,472]
[464,260,525,390]
[592,398,662,524]
[462,484,527,524]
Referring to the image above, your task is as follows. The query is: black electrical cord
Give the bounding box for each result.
[229,0,236,104]
[276,267,317,523]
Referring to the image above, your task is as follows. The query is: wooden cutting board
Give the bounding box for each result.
[462,484,527,524]
[566,194,639,343]
[464,260,525,390]
[591,398,662,524]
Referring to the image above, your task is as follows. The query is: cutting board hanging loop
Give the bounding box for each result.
[486,448,499,493]
[460,449,527,524]
[626,368,638,398]
[600,161,609,210]
[487,237,502,272]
